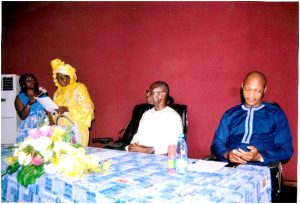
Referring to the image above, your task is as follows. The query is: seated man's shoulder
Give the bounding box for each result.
[225,104,242,114]
[141,106,155,117]
[263,102,286,115]
[264,101,281,109]
[166,106,181,114]
[166,106,183,122]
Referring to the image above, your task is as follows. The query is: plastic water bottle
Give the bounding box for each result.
[167,144,176,174]
[176,133,188,174]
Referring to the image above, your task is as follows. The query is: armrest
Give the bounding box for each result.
[91,137,113,144]
[91,125,127,146]
[267,161,281,169]
[104,142,126,150]
[202,154,217,161]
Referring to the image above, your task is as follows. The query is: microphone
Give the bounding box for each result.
[29,87,48,105]
[36,87,48,97]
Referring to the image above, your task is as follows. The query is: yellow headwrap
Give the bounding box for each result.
[51,59,77,88]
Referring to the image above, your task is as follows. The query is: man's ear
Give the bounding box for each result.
[263,86,267,94]
[241,82,244,88]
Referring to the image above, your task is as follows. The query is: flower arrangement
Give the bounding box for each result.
[2,125,112,187]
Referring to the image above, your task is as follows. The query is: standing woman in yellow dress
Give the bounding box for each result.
[51,58,95,146]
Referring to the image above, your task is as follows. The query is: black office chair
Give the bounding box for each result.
[92,103,188,150]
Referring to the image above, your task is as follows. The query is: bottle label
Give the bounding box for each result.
[167,159,176,173]
[167,144,176,173]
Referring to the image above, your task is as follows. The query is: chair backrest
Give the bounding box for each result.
[121,103,188,145]
[121,104,154,145]
[169,103,188,137]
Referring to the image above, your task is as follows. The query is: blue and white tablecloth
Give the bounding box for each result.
[1,146,271,203]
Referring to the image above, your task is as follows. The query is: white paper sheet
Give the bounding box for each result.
[35,96,58,113]
[88,149,129,162]
[187,160,228,173]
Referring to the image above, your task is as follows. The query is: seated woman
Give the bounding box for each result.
[14,73,51,142]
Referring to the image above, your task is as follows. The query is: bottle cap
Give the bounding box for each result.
[178,133,184,138]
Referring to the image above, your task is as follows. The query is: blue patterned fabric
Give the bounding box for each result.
[16,92,48,142]
[1,147,272,203]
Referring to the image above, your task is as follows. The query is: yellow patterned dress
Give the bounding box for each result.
[51,59,95,146]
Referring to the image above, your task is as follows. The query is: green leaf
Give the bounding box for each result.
[7,145,17,151]
[72,143,82,148]
[17,165,44,187]
[7,162,20,174]
[23,145,35,154]
[2,162,21,177]
[61,127,74,143]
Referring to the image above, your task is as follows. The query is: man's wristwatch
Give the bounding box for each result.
[259,156,264,162]
[151,148,155,154]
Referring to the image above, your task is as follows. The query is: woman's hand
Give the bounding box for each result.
[56,106,69,115]
[45,111,55,125]
[27,97,36,105]
[26,89,37,105]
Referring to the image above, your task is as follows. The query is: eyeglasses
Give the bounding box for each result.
[242,87,264,95]
[146,90,163,95]
[25,78,35,83]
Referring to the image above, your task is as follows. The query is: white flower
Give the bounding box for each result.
[40,149,53,162]
[18,151,32,166]
[7,126,112,181]
[32,137,52,152]
[19,139,32,149]
[13,148,20,157]
[52,141,72,156]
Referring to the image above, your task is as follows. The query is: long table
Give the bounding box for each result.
[1,146,272,203]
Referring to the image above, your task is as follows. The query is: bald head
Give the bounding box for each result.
[242,71,267,107]
[149,81,170,98]
[243,71,267,89]
[146,81,170,110]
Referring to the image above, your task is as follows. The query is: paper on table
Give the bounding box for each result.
[88,148,129,162]
[187,160,228,173]
[35,96,58,113]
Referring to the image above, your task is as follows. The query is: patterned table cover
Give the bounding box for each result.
[1,146,271,203]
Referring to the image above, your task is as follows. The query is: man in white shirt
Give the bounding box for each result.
[126,81,183,154]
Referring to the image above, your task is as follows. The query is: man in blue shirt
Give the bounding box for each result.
[212,71,293,166]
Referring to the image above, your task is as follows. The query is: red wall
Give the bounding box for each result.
[2,2,298,181]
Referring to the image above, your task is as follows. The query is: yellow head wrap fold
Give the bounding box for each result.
[51,59,77,88]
